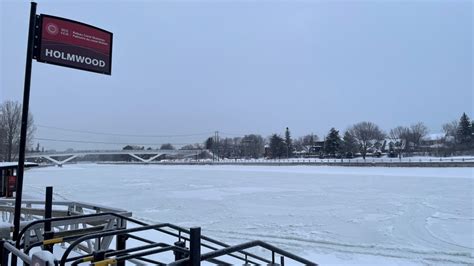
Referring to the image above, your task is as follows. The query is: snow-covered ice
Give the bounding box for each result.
[23,164,473,265]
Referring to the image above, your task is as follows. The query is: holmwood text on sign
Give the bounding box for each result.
[36,15,113,75]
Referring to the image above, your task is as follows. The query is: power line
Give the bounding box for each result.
[36,124,214,138]
[219,132,263,137]
[33,137,197,146]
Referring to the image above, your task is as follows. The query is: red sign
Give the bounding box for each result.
[37,15,113,75]
[7,176,16,197]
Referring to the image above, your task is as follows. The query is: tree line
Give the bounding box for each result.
[200,113,473,159]
[1,100,472,161]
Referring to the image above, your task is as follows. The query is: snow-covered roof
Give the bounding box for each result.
[423,133,445,141]
[0,162,38,169]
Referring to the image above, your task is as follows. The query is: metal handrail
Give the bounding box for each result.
[206,240,317,265]
[59,223,170,265]
[2,241,32,264]
[16,212,125,249]
[16,212,306,265]
[170,240,317,266]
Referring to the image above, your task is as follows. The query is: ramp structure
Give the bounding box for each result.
[0,198,317,265]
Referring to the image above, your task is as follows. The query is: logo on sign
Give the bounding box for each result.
[46,23,59,35]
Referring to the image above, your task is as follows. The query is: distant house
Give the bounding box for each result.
[420,133,446,149]
[292,141,324,157]
[365,140,384,154]
[310,141,325,154]
[264,144,271,158]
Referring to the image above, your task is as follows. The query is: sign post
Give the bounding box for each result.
[11,3,37,264]
[12,3,113,263]
[13,1,37,243]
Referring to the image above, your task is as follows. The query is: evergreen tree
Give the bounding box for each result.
[269,134,285,159]
[342,130,358,154]
[160,143,176,150]
[205,137,214,150]
[284,127,293,158]
[324,128,342,156]
[456,113,472,145]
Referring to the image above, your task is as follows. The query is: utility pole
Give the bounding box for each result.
[214,131,219,162]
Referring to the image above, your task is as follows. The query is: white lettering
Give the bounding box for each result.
[75,55,85,63]
[45,49,53,57]
[42,49,107,69]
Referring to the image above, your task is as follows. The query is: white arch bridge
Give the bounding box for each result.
[25,149,205,166]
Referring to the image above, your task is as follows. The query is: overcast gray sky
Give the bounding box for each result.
[1,0,472,150]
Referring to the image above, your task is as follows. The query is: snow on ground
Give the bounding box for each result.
[208,156,474,163]
[23,164,473,265]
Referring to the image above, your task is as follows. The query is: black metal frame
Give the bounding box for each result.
[15,212,266,264]
[9,211,317,265]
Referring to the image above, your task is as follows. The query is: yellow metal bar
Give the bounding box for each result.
[82,256,93,262]
[43,237,63,245]
[93,258,117,266]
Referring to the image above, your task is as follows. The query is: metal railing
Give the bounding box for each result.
[2,210,317,265]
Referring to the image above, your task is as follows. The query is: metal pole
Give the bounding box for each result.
[44,186,53,252]
[216,131,219,162]
[116,234,127,266]
[189,227,201,266]
[13,1,37,242]
[0,241,9,266]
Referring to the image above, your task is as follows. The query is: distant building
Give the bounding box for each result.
[420,133,445,149]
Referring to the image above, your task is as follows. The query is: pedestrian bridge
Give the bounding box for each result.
[25,149,202,166]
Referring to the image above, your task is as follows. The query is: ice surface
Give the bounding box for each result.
[22,164,473,265]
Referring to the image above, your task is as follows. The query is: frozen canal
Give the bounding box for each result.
[24,164,473,265]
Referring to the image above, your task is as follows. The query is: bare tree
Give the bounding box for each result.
[0,101,36,161]
[349,122,385,159]
[409,122,429,150]
[180,144,202,150]
[442,120,458,141]
[240,134,265,159]
[302,134,318,145]
[0,121,5,161]
[389,126,410,158]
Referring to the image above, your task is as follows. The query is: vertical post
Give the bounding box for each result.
[13,1,37,242]
[1,241,10,266]
[216,131,219,162]
[43,186,53,252]
[12,3,37,265]
[116,234,127,266]
[189,227,201,266]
